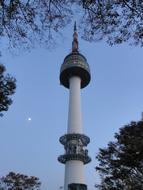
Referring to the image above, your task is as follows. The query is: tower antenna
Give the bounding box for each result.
[72,21,78,52]
[74,21,77,32]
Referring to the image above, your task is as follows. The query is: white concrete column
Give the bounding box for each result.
[67,76,82,134]
[64,160,85,190]
[64,76,85,190]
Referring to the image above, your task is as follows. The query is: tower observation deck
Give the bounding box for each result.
[58,23,91,190]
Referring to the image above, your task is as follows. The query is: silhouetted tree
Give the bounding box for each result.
[0,0,72,50]
[79,0,143,46]
[0,172,41,190]
[0,64,16,116]
[1,0,143,49]
[96,120,143,190]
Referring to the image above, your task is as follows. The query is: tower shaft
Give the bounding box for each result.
[64,76,84,190]
[68,76,82,134]
[64,160,85,190]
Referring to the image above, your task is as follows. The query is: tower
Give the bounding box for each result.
[58,23,91,190]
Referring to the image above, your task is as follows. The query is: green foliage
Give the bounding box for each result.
[0,64,16,116]
[0,172,41,190]
[96,120,143,190]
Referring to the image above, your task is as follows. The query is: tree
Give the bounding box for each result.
[96,120,143,190]
[0,64,16,116]
[0,0,72,50]
[0,172,41,190]
[1,0,143,49]
[79,0,143,46]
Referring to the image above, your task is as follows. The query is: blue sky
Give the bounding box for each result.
[1,25,143,190]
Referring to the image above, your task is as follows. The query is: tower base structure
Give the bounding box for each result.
[68,183,87,190]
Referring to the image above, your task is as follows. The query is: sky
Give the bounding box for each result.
[1,24,143,190]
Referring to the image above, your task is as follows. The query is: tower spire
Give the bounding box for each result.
[74,21,77,31]
[72,22,78,52]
